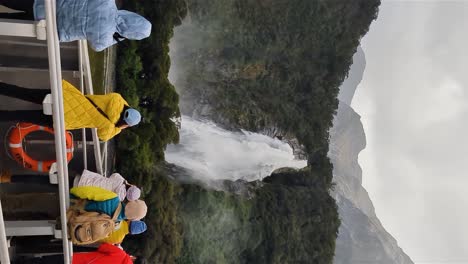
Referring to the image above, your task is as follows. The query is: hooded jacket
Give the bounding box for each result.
[62,80,127,141]
[72,243,133,264]
[33,0,151,51]
[77,169,127,201]
[99,220,129,244]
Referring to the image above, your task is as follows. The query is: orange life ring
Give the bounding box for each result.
[8,122,74,172]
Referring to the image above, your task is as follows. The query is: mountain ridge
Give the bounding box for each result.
[330,48,414,264]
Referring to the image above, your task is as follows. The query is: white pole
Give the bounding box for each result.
[44,0,71,262]
[0,201,11,264]
[78,42,88,170]
[79,40,104,175]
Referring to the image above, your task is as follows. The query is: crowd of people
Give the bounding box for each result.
[69,169,148,263]
[0,0,155,263]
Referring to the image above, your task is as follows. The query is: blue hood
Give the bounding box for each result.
[116,10,152,40]
[33,0,153,51]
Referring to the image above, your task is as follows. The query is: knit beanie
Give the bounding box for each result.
[126,185,141,201]
[129,220,147,235]
[124,200,147,220]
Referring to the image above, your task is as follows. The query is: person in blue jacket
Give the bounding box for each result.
[0,0,151,51]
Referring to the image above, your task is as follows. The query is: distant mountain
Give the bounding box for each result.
[329,48,414,264]
[337,46,366,106]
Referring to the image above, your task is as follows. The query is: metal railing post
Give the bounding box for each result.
[78,40,104,175]
[0,201,11,264]
[78,43,88,170]
[44,0,72,262]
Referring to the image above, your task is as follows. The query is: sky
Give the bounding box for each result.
[352,0,468,263]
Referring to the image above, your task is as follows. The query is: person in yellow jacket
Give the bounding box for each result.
[100,220,147,244]
[0,80,141,141]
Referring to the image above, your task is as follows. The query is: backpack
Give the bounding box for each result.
[66,199,122,245]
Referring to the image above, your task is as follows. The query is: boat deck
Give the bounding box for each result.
[0,6,111,262]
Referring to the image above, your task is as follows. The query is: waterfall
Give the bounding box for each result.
[165,116,307,182]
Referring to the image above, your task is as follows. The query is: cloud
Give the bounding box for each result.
[353,1,468,262]
[417,78,466,126]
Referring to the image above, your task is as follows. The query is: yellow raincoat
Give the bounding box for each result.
[62,80,128,141]
[99,220,130,244]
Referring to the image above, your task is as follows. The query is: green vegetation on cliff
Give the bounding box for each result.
[169,1,379,261]
[177,168,340,264]
[115,1,186,263]
[173,0,380,175]
[115,0,380,263]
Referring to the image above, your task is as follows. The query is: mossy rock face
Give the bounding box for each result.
[117,0,380,263]
[174,168,340,264]
[270,167,299,175]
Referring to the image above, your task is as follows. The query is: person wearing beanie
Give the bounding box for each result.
[124,200,147,220]
[0,80,141,141]
[100,220,147,244]
[126,185,141,201]
[76,169,141,201]
[129,220,147,234]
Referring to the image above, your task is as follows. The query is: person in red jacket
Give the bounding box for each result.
[15,243,146,264]
[72,243,134,264]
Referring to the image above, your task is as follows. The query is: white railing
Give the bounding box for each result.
[0,1,109,262]
[0,19,46,38]
[0,201,10,264]
[78,40,104,176]
[44,0,72,262]
[78,43,88,171]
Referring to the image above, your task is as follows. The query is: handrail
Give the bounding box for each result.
[78,43,88,170]
[0,5,107,263]
[103,141,108,176]
[44,0,72,262]
[0,201,10,264]
[78,40,104,175]
[0,19,38,38]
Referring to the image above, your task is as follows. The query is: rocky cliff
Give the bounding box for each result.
[337,46,366,106]
[330,48,413,264]
[174,44,413,263]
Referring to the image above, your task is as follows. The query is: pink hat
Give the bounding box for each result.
[126,185,141,201]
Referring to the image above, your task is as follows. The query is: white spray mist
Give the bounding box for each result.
[165,116,307,182]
